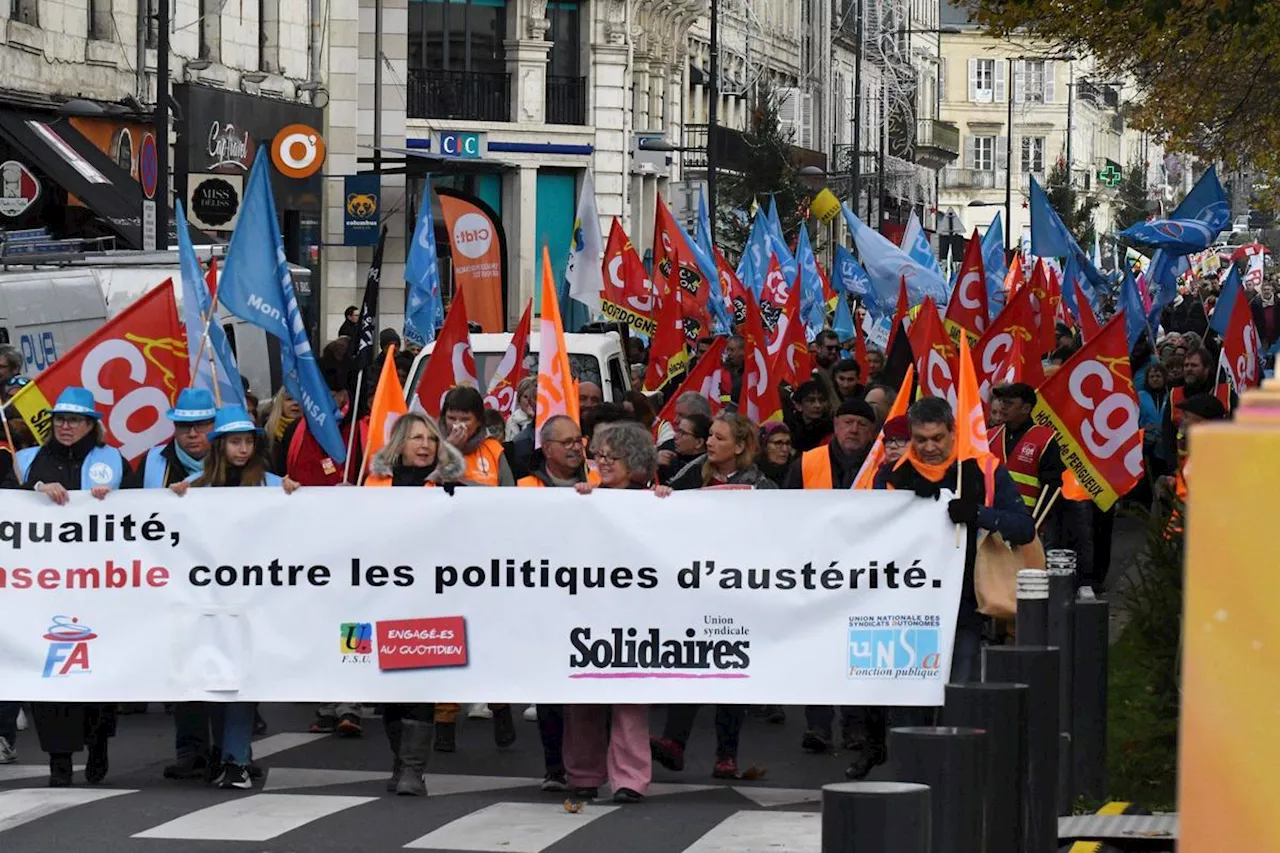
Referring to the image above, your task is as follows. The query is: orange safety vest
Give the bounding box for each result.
[463,437,505,486]
[800,447,833,489]
[991,423,1054,508]
[517,468,602,488]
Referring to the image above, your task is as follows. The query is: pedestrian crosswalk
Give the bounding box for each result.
[0,772,826,852]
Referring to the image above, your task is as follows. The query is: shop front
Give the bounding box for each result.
[173,84,326,343]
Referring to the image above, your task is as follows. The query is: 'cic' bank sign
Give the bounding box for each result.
[438,131,485,159]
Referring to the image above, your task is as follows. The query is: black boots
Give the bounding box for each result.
[434,721,456,753]
[385,719,403,793]
[49,753,73,787]
[396,720,432,796]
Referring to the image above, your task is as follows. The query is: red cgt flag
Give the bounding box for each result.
[10,281,189,463]
[943,230,989,344]
[652,336,729,439]
[909,297,958,410]
[739,291,784,424]
[975,281,1043,400]
[1222,289,1262,391]
[642,277,688,393]
[1073,278,1100,343]
[413,288,478,418]
[602,218,656,337]
[768,270,812,387]
[1031,314,1143,510]
[714,245,749,329]
[483,298,532,416]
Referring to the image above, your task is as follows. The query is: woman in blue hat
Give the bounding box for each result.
[14,386,126,787]
[169,404,297,789]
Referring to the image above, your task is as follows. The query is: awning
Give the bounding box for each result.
[0,110,182,249]
[358,145,517,176]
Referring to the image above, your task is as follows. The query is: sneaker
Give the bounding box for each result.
[711,758,738,779]
[493,706,516,748]
[466,703,493,720]
[0,737,16,764]
[612,787,644,804]
[163,756,207,780]
[649,736,685,772]
[801,728,832,754]
[523,705,538,722]
[763,706,787,725]
[336,713,363,737]
[309,714,338,734]
[216,763,253,790]
[540,768,569,792]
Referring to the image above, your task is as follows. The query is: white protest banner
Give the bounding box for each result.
[0,488,965,705]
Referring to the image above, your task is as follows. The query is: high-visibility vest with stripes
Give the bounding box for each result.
[992,424,1054,508]
[800,447,833,489]
[517,468,602,488]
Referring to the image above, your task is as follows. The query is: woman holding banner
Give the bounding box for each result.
[170,404,299,789]
[13,387,127,787]
[566,422,670,803]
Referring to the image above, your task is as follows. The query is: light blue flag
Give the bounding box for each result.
[1028,175,1110,294]
[765,196,799,284]
[794,226,826,338]
[736,209,769,297]
[981,213,1008,318]
[832,291,856,341]
[901,210,943,277]
[176,201,246,410]
[1118,165,1230,254]
[841,202,949,308]
[1118,265,1151,354]
[833,244,870,296]
[219,155,346,464]
[1209,264,1242,337]
[404,185,443,346]
[1061,251,1082,324]
[1145,248,1190,331]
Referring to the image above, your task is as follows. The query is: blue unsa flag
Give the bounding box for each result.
[218,154,347,464]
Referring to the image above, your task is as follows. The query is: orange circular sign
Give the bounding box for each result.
[271,124,326,178]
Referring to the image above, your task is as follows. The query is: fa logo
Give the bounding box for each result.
[42,615,97,678]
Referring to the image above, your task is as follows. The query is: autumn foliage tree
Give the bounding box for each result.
[973,0,1280,179]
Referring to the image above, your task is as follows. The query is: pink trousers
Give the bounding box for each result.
[563,704,651,794]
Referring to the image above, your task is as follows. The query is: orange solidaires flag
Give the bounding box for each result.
[362,343,408,483]
[535,246,579,448]
[853,364,914,489]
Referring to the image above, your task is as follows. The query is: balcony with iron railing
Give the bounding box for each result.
[406,68,511,122]
[913,118,960,169]
[940,167,1007,190]
[546,75,586,125]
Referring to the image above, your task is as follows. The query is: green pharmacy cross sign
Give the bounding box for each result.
[1097,161,1123,188]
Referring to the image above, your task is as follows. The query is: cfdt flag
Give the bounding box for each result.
[1118,165,1230,255]
[219,155,346,464]
[404,183,444,346]
[176,199,245,409]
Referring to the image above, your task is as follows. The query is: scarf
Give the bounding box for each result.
[272,415,296,442]
[174,444,204,478]
[894,445,958,483]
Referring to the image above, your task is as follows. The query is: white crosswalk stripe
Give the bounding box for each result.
[0,788,137,834]
[403,802,619,852]
[682,810,821,853]
[131,793,376,841]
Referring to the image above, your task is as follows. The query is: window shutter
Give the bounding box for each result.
[938,58,947,103]
[994,60,1006,102]
[1014,60,1025,103]
[995,136,1008,170]
[1043,61,1056,103]
[968,58,978,102]
[964,136,975,169]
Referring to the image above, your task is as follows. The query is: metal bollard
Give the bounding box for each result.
[886,726,986,853]
[1016,569,1050,646]
[1046,552,1076,815]
[820,781,931,853]
[984,645,1060,853]
[1072,595,1109,801]
[941,683,1028,853]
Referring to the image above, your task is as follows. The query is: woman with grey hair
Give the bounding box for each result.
[563,421,669,803]
[364,412,465,488]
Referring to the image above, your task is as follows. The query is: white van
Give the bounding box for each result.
[0,247,312,398]
[406,325,632,404]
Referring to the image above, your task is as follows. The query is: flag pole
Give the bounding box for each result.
[206,337,223,408]
[1035,488,1062,531]
[355,436,373,486]
[954,467,963,547]
[0,404,22,485]
[188,289,223,390]
[341,368,365,483]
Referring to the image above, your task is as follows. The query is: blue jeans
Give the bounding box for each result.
[220,703,255,766]
[0,702,20,746]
